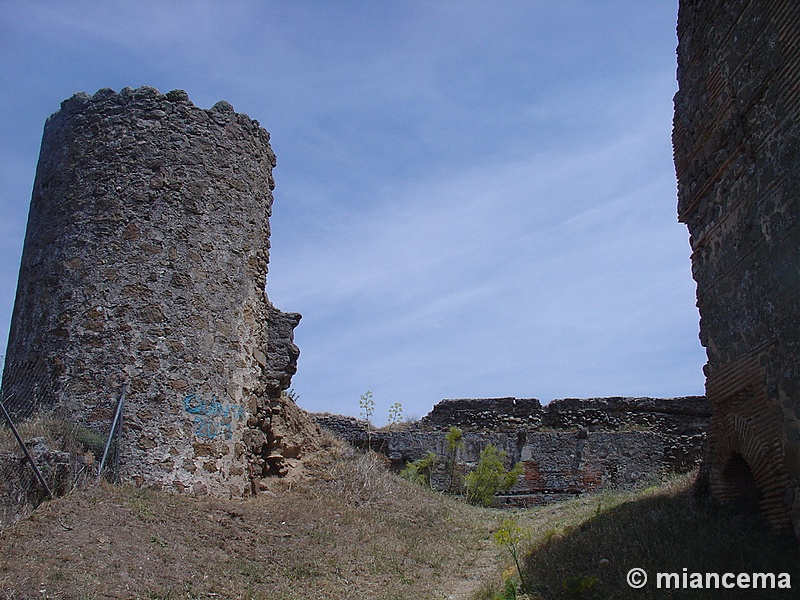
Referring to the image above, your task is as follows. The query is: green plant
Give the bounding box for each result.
[464,444,523,507]
[514,473,800,599]
[127,490,156,522]
[387,402,403,431]
[562,575,598,594]
[74,424,108,458]
[492,577,520,600]
[445,425,463,451]
[400,452,437,488]
[494,519,529,595]
[359,390,375,448]
[445,425,463,492]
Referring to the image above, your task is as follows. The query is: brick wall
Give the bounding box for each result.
[674,0,800,531]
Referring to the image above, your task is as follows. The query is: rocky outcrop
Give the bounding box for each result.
[674,1,800,531]
[264,305,302,397]
[0,439,89,527]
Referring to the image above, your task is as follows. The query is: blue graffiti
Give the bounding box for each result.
[183,394,245,419]
[183,394,245,440]
[193,416,233,440]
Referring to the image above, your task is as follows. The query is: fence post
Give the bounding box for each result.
[97,382,127,483]
[0,394,53,499]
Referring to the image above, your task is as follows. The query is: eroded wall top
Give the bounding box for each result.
[3,87,302,496]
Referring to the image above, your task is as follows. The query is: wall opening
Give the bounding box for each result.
[720,452,762,514]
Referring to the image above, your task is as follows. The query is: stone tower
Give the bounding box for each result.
[3,87,303,496]
[673,2,800,531]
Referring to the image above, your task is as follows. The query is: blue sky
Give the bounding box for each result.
[0,1,706,421]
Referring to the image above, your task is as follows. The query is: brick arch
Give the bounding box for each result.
[705,353,791,529]
[718,452,760,513]
[708,412,790,526]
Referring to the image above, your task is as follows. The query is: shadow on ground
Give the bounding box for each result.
[520,479,799,599]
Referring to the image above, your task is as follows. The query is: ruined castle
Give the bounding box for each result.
[673,0,800,532]
[1,87,313,497]
[317,395,710,505]
[0,0,798,537]
[0,86,710,511]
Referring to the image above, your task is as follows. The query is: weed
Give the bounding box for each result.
[359,390,375,448]
[494,519,530,593]
[72,424,107,458]
[400,451,437,488]
[234,559,268,584]
[561,574,597,594]
[284,562,321,581]
[464,444,523,507]
[126,490,156,522]
[387,402,403,430]
[499,472,800,600]
[446,426,464,491]
[493,577,520,600]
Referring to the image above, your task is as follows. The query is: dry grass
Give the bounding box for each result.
[0,436,506,600]
[0,410,105,458]
[472,473,800,600]
[4,440,797,600]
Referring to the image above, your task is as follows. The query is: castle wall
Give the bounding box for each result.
[317,395,709,504]
[418,397,543,431]
[2,87,301,496]
[674,1,800,530]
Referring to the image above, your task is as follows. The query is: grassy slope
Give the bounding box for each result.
[0,439,505,600]
[474,475,800,600]
[2,442,798,600]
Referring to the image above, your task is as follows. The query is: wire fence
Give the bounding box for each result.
[0,355,125,526]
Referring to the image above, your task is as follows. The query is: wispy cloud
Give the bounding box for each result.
[268,89,703,414]
[0,1,704,420]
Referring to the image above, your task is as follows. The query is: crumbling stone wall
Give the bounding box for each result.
[2,87,304,496]
[317,395,709,504]
[419,397,543,431]
[543,396,709,433]
[673,1,800,530]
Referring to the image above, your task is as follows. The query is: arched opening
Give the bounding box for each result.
[720,452,761,514]
[705,360,793,529]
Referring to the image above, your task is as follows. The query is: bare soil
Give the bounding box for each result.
[0,439,506,600]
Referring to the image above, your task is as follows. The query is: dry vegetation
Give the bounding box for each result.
[473,474,800,600]
[0,411,103,457]
[0,435,506,600]
[2,435,799,600]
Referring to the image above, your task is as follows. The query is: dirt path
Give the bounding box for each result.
[439,535,503,600]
